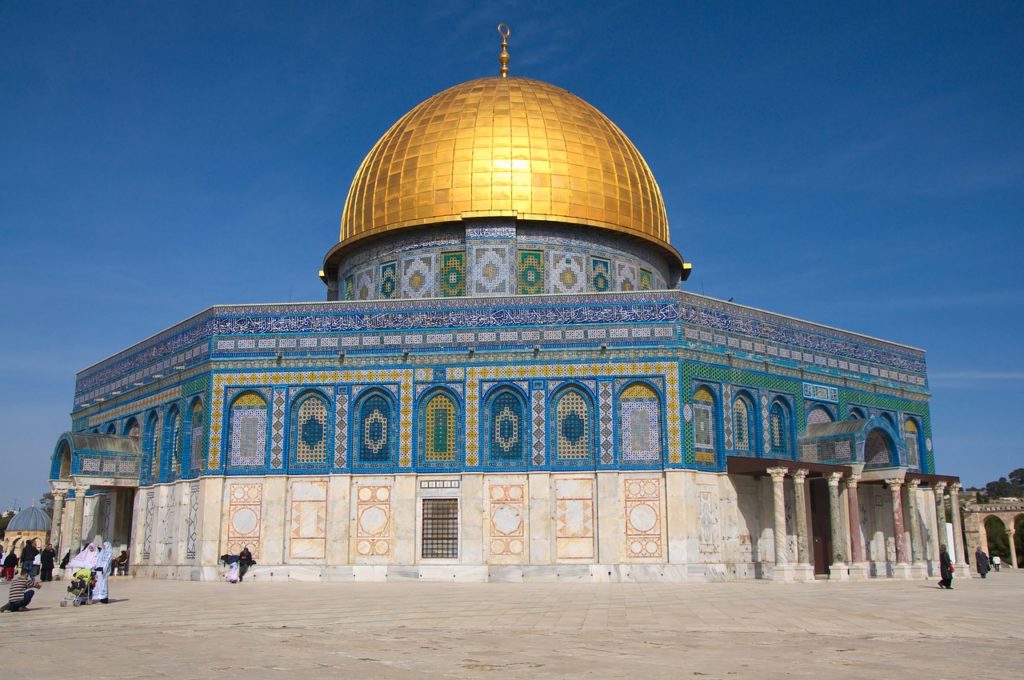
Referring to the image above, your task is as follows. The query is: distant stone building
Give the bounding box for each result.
[3,505,51,552]
[48,38,967,582]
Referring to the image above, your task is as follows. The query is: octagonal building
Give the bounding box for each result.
[47,48,968,582]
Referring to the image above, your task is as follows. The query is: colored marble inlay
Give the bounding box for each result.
[518,250,544,295]
[440,251,466,297]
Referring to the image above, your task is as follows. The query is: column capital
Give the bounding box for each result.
[846,473,861,489]
[827,471,844,487]
[792,468,810,482]
[906,479,921,490]
[885,477,903,491]
[766,467,789,482]
[933,481,947,494]
[950,482,963,494]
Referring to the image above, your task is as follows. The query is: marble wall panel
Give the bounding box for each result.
[554,477,594,560]
[227,482,262,558]
[288,479,327,560]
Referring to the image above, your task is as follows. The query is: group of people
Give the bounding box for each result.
[220,546,255,583]
[974,546,1005,578]
[1,538,128,613]
[1,539,58,581]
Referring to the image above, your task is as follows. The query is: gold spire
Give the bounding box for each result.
[498,23,510,77]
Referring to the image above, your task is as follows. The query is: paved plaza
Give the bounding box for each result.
[4,572,1022,679]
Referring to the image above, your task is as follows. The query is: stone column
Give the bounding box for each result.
[845,474,869,579]
[929,482,946,577]
[767,467,793,581]
[50,491,66,551]
[827,472,848,579]
[792,469,811,578]
[949,483,968,572]
[905,480,926,577]
[1008,528,1019,569]
[886,478,909,577]
[69,486,86,553]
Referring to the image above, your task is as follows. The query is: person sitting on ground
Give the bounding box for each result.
[113,550,129,576]
[0,568,42,612]
[238,546,254,582]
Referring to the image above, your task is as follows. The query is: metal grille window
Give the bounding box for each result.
[421,498,459,559]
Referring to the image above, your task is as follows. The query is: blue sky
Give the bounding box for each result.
[1,1,1021,508]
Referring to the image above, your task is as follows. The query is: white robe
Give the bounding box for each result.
[92,543,113,601]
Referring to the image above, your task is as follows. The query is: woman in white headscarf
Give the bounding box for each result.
[92,542,113,604]
[68,543,100,571]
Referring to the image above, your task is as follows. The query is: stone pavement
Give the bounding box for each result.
[3,572,1021,679]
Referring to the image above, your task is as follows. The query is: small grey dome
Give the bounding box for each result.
[7,506,51,532]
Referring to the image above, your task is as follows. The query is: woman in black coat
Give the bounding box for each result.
[938,544,954,589]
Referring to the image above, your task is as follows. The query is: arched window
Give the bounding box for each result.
[619,383,661,464]
[420,391,458,465]
[904,418,920,468]
[106,423,117,434]
[165,406,183,479]
[880,412,897,430]
[865,428,894,467]
[355,391,395,468]
[732,394,754,452]
[124,418,140,439]
[142,411,161,481]
[770,401,791,457]
[553,387,594,464]
[188,400,204,473]
[848,407,866,420]
[807,406,833,427]
[292,393,329,465]
[228,392,268,468]
[485,388,526,467]
[693,387,716,452]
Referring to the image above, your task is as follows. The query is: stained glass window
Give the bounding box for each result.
[294,395,328,464]
[168,407,183,478]
[487,389,525,466]
[357,392,393,466]
[619,383,661,463]
[229,392,267,467]
[693,387,715,451]
[189,401,204,473]
[555,388,592,461]
[733,396,751,451]
[422,392,457,463]
[770,402,789,456]
[904,419,919,468]
[143,412,161,480]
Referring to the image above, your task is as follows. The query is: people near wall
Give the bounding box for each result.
[0,568,42,612]
[992,555,1002,572]
[91,542,113,604]
[20,539,40,579]
[221,554,240,583]
[238,546,254,582]
[938,544,954,590]
[3,543,19,580]
[59,549,71,571]
[975,547,990,579]
[113,550,129,576]
[40,544,56,582]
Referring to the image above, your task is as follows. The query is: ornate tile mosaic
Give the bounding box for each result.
[379,261,398,300]
[400,255,435,298]
[469,244,512,296]
[440,251,466,297]
[518,249,544,295]
[591,257,611,292]
[270,389,285,469]
[619,383,661,464]
[549,252,586,295]
[334,390,348,467]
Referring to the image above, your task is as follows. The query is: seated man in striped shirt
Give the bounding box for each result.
[0,568,42,612]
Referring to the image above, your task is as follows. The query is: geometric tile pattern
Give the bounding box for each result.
[271,389,285,469]
[518,250,544,295]
[486,389,526,466]
[487,482,525,557]
[142,490,154,560]
[288,480,327,560]
[722,384,733,451]
[549,252,585,295]
[440,251,466,297]
[334,391,348,468]
[470,245,512,296]
[619,384,661,464]
[228,398,268,468]
[532,388,545,466]
[294,394,328,464]
[638,268,653,291]
[400,255,435,298]
[554,389,591,462]
[624,477,662,558]
[590,257,611,292]
[554,477,594,560]
[422,392,457,464]
[227,482,262,559]
[598,381,613,465]
[379,261,397,300]
[616,261,638,291]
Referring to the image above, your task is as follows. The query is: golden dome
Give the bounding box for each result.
[336,76,680,265]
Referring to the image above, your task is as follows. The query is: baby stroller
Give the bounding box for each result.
[61,568,95,607]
